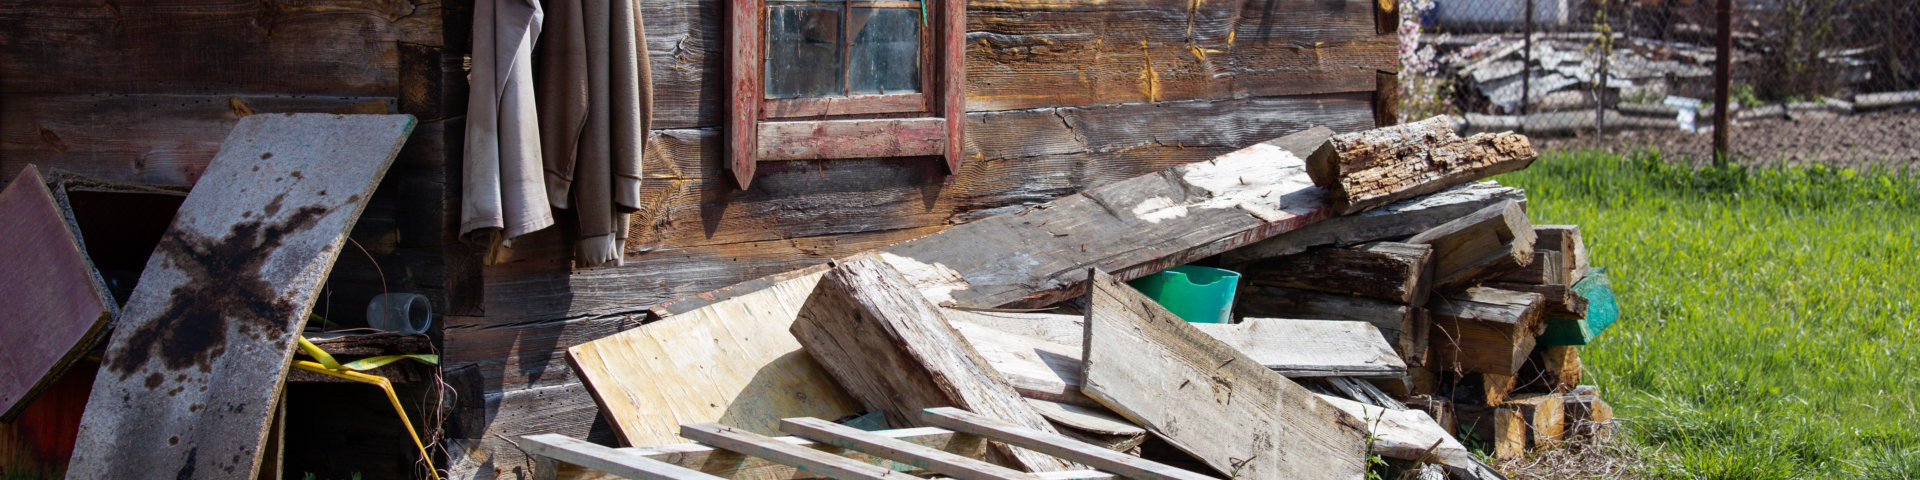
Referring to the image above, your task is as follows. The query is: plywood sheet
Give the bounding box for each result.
[68,113,415,479]
[0,165,116,422]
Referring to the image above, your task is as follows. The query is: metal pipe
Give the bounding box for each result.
[1713,0,1733,165]
[1522,0,1534,130]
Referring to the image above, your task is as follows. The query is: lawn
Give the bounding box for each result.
[1495,151,1920,479]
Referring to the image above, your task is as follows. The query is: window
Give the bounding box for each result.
[728,0,964,189]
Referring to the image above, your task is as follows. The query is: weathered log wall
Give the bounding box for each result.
[443,0,1395,477]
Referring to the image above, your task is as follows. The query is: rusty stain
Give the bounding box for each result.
[1139,42,1161,102]
[105,196,331,378]
[228,98,254,117]
[260,152,273,160]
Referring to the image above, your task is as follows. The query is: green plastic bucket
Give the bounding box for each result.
[1127,265,1241,324]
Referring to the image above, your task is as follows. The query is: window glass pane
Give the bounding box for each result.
[848,7,920,95]
[765,5,845,98]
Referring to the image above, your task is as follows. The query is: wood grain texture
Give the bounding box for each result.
[755,118,948,161]
[553,427,991,480]
[1315,395,1502,480]
[1235,285,1426,365]
[878,129,1334,310]
[1192,318,1408,377]
[789,257,1073,472]
[1426,286,1546,376]
[779,418,1041,480]
[0,0,441,96]
[1305,116,1538,214]
[1490,407,1527,460]
[1081,269,1369,479]
[1534,225,1589,282]
[1405,200,1537,290]
[946,312,1097,408]
[1242,242,1432,304]
[727,0,762,188]
[1502,394,1565,446]
[68,114,415,480]
[0,165,116,422]
[1486,282,1588,318]
[681,424,903,480]
[521,434,729,480]
[565,270,863,447]
[919,407,1216,480]
[1222,181,1526,265]
[940,0,966,172]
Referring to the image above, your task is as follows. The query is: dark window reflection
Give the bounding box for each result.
[849,8,920,95]
[766,4,845,98]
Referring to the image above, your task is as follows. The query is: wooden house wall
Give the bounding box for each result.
[442,0,1398,477]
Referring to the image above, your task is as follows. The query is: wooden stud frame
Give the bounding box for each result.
[728,0,966,189]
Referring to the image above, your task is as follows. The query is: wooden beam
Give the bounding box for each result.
[0,165,116,422]
[1491,407,1528,460]
[1242,242,1433,304]
[1305,116,1538,214]
[1536,225,1590,282]
[522,434,729,480]
[945,312,1098,408]
[1502,394,1566,447]
[1427,287,1546,376]
[1223,182,1526,265]
[1235,285,1427,366]
[755,118,948,162]
[919,407,1219,480]
[1081,269,1369,479]
[1494,250,1567,286]
[779,418,1041,480]
[876,128,1336,309]
[790,257,1073,472]
[1485,282,1587,318]
[681,424,902,480]
[567,270,863,447]
[1405,200,1537,290]
[68,114,414,479]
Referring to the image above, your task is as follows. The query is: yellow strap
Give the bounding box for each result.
[295,338,442,480]
[340,354,440,371]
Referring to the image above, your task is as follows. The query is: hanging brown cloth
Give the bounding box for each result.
[536,0,651,268]
[460,0,552,251]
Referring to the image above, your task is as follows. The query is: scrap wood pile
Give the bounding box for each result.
[541,116,1626,480]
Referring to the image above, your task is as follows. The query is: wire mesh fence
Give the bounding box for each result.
[1397,0,1920,166]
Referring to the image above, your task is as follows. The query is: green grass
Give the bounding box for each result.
[1495,150,1920,479]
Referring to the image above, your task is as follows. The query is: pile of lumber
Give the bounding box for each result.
[541,116,1624,480]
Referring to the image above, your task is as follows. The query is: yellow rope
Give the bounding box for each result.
[294,338,441,480]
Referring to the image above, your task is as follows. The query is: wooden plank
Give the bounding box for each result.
[1191,318,1407,377]
[940,0,965,173]
[946,312,1097,408]
[566,270,864,447]
[755,118,948,162]
[763,94,929,119]
[1081,269,1369,479]
[1373,72,1399,128]
[523,434,729,480]
[1222,182,1525,265]
[1502,394,1565,446]
[1234,285,1426,365]
[1315,395,1503,480]
[1485,282,1587,318]
[0,165,116,422]
[779,418,1041,480]
[68,113,415,479]
[1426,287,1546,376]
[1241,242,1433,304]
[1405,200,1537,290]
[0,1,439,96]
[879,128,1335,310]
[1493,251,1567,286]
[789,257,1073,472]
[681,424,901,480]
[1305,116,1538,214]
[1022,399,1145,437]
[727,0,763,188]
[554,427,991,480]
[920,407,1219,480]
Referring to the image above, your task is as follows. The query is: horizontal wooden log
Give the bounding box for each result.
[1306,116,1539,214]
[0,1,441,96]
[756,118,948,162]
[1493,250,1567,285]
[1487,282,1588,318]
[1242,241,1433,304]
[1427,287,1546,376]
[1222,182,1526,265]
[1405,200,1537,290]
[1236,285,1427,366]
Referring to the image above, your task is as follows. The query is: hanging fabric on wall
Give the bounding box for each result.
[536,0,653,268]
[460,0,551,255]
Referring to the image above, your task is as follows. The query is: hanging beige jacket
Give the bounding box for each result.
[537,0,651,268]
[461,0,551,247]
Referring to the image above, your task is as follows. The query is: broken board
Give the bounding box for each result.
[567,269,864,447]
[0,165,118,422]
[67,113,415,479]
[1080,269,1369,479]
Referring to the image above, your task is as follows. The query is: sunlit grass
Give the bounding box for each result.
[1496,150,1920,479]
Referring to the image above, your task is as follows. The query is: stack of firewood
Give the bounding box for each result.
[1225,116,1622,461]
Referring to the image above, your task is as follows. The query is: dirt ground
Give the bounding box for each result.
[1534,108,1920,170]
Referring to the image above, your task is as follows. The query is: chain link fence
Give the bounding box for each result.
[1397,0,1920,167]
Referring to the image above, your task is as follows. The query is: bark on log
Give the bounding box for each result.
[1305,116,1538,214]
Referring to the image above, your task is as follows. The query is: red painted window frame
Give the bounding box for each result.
[728,0,965,189]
